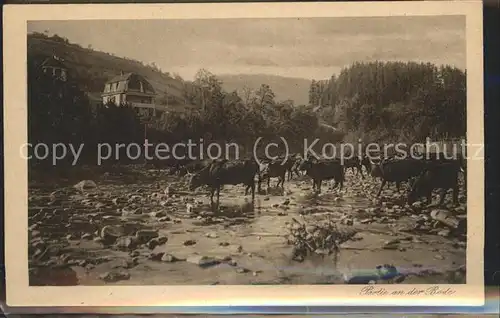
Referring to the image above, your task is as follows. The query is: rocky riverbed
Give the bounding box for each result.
[28,165,467,285]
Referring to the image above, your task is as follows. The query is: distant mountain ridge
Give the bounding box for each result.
[218,74,313,106]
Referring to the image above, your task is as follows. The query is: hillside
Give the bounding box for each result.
[28,33,315,107]
[218,74,312,106]
[27,33,189,106]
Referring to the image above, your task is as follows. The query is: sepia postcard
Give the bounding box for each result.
[4,1,484,308]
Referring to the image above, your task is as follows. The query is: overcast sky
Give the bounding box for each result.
[28,16,465,81]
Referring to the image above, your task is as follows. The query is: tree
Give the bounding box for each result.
[255,84,275,109]
[241,86,257,107]
[193,68,224,111]
[320,61,466,142]
[275,100,294,121]
[280,99,295,108]
[309,80,318,106]
[173,72,183,81]
[28,58,93,147]
[309,80,328,107]
[194,69,222,90]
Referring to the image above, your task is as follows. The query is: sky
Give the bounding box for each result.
[28,16,465,81]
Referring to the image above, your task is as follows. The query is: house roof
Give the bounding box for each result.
[106,72,134,84]
[103,72,156,96]
[41,56,67,69]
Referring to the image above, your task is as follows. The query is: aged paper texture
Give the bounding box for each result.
[4,1,484,307]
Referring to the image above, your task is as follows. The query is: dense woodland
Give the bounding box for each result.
[310,61,466,142]
[27,33,466,167]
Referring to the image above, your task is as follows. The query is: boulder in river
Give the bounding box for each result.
[114,236,139,250]
[100,225,125,245]
[186,255,220,267]
[74,180,97,192]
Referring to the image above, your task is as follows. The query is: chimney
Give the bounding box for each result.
[120,71,124,76]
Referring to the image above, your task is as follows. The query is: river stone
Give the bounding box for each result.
[161,253,179,262]
[99,270,130,283]
[114,236,139,250]
[74,180,97,191]
[135,230,159,243]
[186,255,219,267]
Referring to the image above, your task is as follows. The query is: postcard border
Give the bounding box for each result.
[4,1,484,307]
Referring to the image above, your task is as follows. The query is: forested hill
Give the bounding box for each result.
[311,61,466,142]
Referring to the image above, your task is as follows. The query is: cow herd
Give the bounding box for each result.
[160,151,466,210]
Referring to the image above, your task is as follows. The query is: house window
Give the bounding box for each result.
[54,68,61,77]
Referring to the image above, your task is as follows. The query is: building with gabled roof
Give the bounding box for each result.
[41,55,68,81]
[102,72,157,107]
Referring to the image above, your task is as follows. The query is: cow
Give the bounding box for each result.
[357,146,383,178]
[178,159,213,177]
[290,156,304,178]
[298,158,345,193]
[284,154,303,180]
[342,156,364,179]
[425,151,466,174]
[274,154,303,181]
[368,157,384,180]
[258,159,288,189]
[188,159,259,208]
[256,153,301,189]
[360,156,372,176]
[407,160,462,206]
[371,157,427,197]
